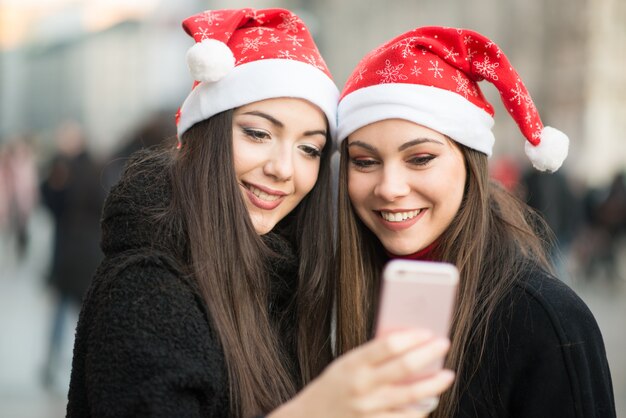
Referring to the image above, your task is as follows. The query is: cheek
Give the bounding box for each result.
[347,172,377,221]
[297,161,321,195]
[452,158,467,198]
[443,157,466,212]
[232,140,255,175]
[347,172,365,204]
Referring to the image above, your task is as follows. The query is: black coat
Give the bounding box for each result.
[41,151,105,303]
[457,268,616,417]
[66,151,299,418]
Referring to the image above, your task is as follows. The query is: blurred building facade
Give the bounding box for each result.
[0,0,200,158]
[307,0,625,187]
[1,0,625,180]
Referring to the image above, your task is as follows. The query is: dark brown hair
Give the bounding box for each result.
[162,110,334,417]
[335,139,554,417]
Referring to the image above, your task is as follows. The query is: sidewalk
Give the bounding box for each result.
[0,208,69,418]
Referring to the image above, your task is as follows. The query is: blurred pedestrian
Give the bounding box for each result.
[40,120,105,389]
[574,171,626,281]
[0,136,39,261]
[0,144,12,234]
[520,167,582,279]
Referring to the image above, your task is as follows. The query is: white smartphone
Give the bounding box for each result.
[375,259,459,379]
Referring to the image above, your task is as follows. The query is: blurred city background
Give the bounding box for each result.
[1,0,625,417]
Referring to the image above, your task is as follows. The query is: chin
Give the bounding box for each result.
[249,212,278,235]
[253,224,274,235]
[381,238,425,256]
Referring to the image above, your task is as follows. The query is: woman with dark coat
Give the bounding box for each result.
[335,26,616,417]
[67,9,454,418]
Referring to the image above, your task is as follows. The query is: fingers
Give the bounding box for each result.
[379,337,450,381]
[345,330,434,367]
[358,337,450,393]
[336,330,435,396]
[320,331,452,417]
[410,396,439,414]
[353,369,455,414]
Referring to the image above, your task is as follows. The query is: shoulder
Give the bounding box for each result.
[83,252,206,332]
[505,268,600,343]
[75,250,215,367]
[483,266,616,417]
[105,150,170,210]
[492,267,606,361]
[69,253,228,415]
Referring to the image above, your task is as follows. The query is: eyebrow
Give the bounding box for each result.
[398,138,444,151]
[348,137,444,152]
[241,111,327,137]
[242,111,283,127]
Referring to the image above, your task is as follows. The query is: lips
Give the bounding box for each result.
[242,182,287,210]
[380,209,422,222]
[377,208,425,231]
[247,184,282,202]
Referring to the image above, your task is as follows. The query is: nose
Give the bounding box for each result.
[263,142,294,181]
[374,165,411,202]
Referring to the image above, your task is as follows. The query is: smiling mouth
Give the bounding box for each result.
[243,183,283,202]
[379,209,422,222]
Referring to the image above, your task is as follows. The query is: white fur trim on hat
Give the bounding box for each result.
[524,126,569,172]
[186,39,235,83]
[338,83,495,155]
[178,58,339,139]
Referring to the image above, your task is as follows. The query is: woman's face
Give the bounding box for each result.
[232,98,327,234]
[347,119,466,255]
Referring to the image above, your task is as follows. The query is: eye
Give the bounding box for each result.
[299,144,322,159]
[407,155,435,166]
[350,157,379,170]
[242,127,271,142]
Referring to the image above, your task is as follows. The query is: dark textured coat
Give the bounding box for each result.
[456,268,616,417]
[66,151,298,418]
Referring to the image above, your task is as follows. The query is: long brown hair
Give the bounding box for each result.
[159,110,334,417]
[335,139,554,417]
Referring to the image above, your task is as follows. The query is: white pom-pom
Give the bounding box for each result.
[524,126,569,172]
[186,39,235,83]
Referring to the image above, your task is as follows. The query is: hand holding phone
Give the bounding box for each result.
[375,259,459,378]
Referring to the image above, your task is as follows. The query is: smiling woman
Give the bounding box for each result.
[336,26,615,417]
[232,98,327,234]
[347,120,465,255]
[65,8,455,418]
[64,8,341,418]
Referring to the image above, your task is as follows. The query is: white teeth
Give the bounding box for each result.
[380,209,421,222]
[248,185,280,202]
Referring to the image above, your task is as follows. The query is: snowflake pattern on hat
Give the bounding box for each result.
[182,8,329,79]
[176,8,339,143]
[339,26,569,172]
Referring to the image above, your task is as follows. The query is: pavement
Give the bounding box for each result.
[0,208,624,418]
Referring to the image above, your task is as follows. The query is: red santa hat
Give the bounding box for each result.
[338,27,569,172]
[176,8,339,140]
